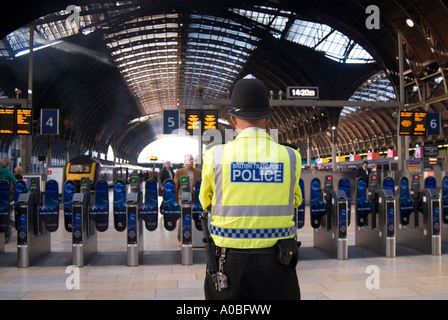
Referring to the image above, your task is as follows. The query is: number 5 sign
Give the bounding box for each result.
[163,109,179,134]
[40,109,59,135]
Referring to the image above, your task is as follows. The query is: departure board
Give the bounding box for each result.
[0,107,15,134]
[0,107,32,135]
[413,112,427,136]
[399,111,427,136]
[16,108,32,135]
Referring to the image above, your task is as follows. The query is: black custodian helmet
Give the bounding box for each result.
[227,78,274,120]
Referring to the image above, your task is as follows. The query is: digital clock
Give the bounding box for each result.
[287,86,319,99]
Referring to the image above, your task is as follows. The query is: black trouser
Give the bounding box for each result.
[204,247,300,300]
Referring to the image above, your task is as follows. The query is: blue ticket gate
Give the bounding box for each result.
[72,177,97,266]
[126,177,143,267]
[16,177,53,267]
[311,175,348,260]
[0,180,11,252]
[397,175,441,255]
[355,174,396,258]
[442,176,448,251]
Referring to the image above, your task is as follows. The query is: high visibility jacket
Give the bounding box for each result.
[199,128,302,249]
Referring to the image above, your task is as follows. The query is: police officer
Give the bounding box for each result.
[199,77,302,300]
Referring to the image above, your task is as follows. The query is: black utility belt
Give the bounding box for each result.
[226,246,277,255]
[220,238,301,266]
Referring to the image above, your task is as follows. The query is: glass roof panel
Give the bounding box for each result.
[341,71,396,117]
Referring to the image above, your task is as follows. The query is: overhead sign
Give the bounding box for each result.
[202,109,218,131]
[0,107,32,135]
[287,86,319,99]
[427,112,441,136]
[0,107,15,134]
[40,109,59,135]
[185,109,219,135]
[413,112,427,136]
[185,109,202,135]
[399,111,428,136]
[163,109,179,134]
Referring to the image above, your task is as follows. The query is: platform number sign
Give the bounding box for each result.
[40,109,59,135]
[427,113,441,136]
[163,109,179,134]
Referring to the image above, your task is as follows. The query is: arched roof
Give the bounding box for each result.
[0,0,447,162]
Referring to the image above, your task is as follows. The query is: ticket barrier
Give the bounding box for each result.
[312,175,348,260]
[180,176,193,265]
[442,176,448,250]
[127,177,143,267]
[72,177,97,267]
[397,176,441,255]
[355,174,396,258]
[16,178,52,267]
[0,180,11,252]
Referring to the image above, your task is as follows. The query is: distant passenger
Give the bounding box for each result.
[174,154,201,242]
[0,158,17,243]
[356,161,371,183]
[158,160,175,195]
[14,166,23,180]
[0,158,17,185]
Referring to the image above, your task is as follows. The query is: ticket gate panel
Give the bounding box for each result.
[338,178,351,226]
[91,180,109,232]
[296,179,305,229]
[442,177,448,251]
[356,178,371,227]
[63,180,76,232]
[0,180,10,234]
[139,179,158,231]
[126,191,143,267]
[443,177,448,224]
[39,180,59,233]
[399,177,414,225]
[192,179,203,231]
[310,178,326,229]
[113,180,127,232]
[161,179,181,231]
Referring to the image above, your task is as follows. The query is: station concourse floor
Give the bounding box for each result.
[0,199,448,300]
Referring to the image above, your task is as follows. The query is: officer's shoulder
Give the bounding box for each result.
[279,142,300,153]
[204,142,224,153]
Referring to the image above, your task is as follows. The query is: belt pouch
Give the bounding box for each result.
[276,239,300,266]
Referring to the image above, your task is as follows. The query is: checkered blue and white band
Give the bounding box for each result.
[210,225,296,239]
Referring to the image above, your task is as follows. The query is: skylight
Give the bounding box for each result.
[232,8,375,64]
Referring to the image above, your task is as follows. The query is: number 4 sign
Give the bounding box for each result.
[40,109,59,135]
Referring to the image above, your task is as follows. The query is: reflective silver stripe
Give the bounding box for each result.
[210,225,296,239]
[212,204,293,217]
[213,144,225,207]
[285,147,297,209]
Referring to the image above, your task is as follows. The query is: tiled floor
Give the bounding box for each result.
[1,200,448,300]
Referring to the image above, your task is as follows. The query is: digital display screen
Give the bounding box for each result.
[0,107,32,135]
[185,109,202,135]
[399,111,427,136]
[0,107,15,134]
[413,112,427,135]
[185,109,218,135]
[203,109,218,131]
[287,86,319,99]
[16,108,32,135]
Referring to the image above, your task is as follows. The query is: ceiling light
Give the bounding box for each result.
[406,18,415,27]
